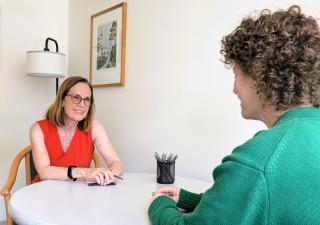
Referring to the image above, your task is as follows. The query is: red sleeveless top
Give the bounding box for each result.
[32,119,94,183]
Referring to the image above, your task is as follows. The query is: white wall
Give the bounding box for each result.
[69,0,320,184]
[0,0,68,221]
[68,0,320,185]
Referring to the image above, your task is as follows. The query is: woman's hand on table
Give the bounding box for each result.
[150,186,181,204]
[81,167,115,185]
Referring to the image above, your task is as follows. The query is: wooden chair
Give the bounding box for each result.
[0,145,102,225]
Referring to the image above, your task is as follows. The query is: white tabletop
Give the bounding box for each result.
[9,173,211,225]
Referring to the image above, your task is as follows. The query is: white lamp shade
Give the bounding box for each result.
[26,51,66,78]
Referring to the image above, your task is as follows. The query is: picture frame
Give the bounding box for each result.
[90,2,127,87]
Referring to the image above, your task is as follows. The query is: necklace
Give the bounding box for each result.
[65,125,77,145]
[66,135,72,145]
[59,124,77,146]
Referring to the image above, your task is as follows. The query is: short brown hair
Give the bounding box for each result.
[46,76,95,131]
[221,5,320,111]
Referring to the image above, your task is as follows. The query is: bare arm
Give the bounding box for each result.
[91,118,123,176]
[30,122,69,180]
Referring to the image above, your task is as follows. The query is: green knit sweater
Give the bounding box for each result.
[148,107,320,225]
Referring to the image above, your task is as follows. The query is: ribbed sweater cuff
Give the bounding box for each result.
[148,195,176,220]
[177,188,202,211]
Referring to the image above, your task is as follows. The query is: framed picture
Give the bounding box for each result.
[90,2,127,87]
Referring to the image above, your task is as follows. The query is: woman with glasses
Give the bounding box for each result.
[30,76,123,185]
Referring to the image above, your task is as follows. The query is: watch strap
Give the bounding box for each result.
[67,165,77,181]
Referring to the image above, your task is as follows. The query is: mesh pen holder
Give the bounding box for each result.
[157,161,175,184]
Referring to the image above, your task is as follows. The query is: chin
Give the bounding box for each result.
[72,115,87,122]
[241,114,250,119]
[241,110,252,120]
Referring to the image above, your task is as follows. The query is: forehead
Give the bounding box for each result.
[68,82,91,96]
[233,64,250,77]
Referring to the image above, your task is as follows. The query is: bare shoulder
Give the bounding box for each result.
[30,122,42,135]
[91,118,104,131]
[29,122,44,144]
[91,117,101,126]
[91,118,109,140]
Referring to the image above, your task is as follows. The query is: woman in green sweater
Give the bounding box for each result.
[148,5,320,225]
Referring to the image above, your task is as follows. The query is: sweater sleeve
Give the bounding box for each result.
[148,160,267,225]
[176,189,202,212]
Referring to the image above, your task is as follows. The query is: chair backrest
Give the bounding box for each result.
[0,145,102,225]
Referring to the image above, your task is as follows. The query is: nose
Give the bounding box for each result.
[78,99,86,107]
[233,81,237,95]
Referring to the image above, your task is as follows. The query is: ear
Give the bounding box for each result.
[249,79,258,89]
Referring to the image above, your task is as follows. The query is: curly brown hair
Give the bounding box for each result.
[221,5,320,111]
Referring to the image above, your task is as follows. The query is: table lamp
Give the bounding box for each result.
[26,37,66,94]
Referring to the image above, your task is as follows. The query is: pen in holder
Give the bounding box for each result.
[154,152,178,184]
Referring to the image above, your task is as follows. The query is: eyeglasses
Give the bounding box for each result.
[66,94,92,107]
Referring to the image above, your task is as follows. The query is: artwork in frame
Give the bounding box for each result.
[90,2,127,87]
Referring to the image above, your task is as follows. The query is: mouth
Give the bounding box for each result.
[73,108,86,114]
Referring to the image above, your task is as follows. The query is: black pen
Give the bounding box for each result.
[114,174,124,180]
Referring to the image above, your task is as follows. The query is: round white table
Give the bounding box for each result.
[9,173,211,225]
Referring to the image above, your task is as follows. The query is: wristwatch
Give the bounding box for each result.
[67,165,77,181]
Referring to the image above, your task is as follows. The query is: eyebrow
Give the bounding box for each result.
[68,93,91,98]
